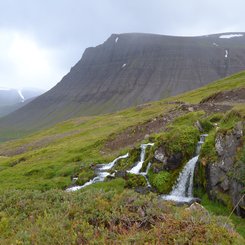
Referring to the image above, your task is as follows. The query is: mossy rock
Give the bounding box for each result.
[114,148,141,171]
[125,173,147,188]
[199,131,218,163]
[199,118,214,132]
[148,169,176,194]
[155,112,202,162]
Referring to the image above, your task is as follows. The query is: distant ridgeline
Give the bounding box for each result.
[0,32,245,137]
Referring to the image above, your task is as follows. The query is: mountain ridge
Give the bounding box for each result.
[1,32,245,137]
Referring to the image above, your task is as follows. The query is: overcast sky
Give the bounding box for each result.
[0,0,244,90]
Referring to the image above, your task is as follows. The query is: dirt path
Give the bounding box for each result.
[104,102,232,152]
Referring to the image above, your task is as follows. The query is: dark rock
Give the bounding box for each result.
[166,152,183,170]
[188,198,202,205]
[115,170,127,178]
[106,175,115,180]
[154,147,167,163]
[134,186,151,194]
[230,180,245,218]
[205,122,245,217]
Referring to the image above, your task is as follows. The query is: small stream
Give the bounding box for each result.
[67,134,206,196]
[66,153,129,191]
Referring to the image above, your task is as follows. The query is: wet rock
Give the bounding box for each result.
[166,152,183,170]
[154,147,167,163]
[106,175,115,180]
[115,170,127,178]
[154,147,182,171]
[205,121,245,217]
[195,120,204,132]
[188,198,202,205]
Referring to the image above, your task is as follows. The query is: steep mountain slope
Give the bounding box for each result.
[0,88,44,117]
[0,72,244,242]
[1,32,245,135]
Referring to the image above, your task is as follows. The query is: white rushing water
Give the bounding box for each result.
[99,153,129,171]
[127,143,154,174]
[161,134,207,202]
[140,162,152,187]
[66,153,129,192]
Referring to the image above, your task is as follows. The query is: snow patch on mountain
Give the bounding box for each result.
[225,50,229,58]
[18,89,25,102]
[219,34,243,39]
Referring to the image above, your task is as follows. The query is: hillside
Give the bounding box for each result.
[0,88,44,117]
[1,32,245,137]
[0,72,244,243]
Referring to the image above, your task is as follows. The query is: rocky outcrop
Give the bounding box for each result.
[153,146,183,172]
[205,122,245,217]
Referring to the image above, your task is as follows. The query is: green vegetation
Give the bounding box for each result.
[159,112,201,161]
[200,193,245,238]
[125,173,147,188]
[0,188,243,244]
[148,169,174,193]
[0,71,244,242]
[173,71,245,103]
[113,147,141,171]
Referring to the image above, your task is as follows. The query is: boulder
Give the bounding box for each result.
[154,147,167,163]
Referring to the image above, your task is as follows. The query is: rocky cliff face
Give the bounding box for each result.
[200,122,245,217]
[1,32,245,133]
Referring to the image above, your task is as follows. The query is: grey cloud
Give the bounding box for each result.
[0,0,244,89]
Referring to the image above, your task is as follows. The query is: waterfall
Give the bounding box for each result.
[127,143,154,174]
[127,143,154,188]
[140,162,152,187]
[161,134,207,202]
[66,153,129,191]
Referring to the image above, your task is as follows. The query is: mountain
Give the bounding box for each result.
[0,72,244,243]
[0,88,44,117]
[1,32,245,135]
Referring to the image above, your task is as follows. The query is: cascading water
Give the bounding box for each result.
[99,153,129,171]
[66,153,129,191]
[127,143,154,187]
[66,142,154,192]
[140,162,152,187]
[161,134,207,202]
[127,143,154,174]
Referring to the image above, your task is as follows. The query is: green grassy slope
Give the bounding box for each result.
[0,71,244,243]
[0,71,244,191]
